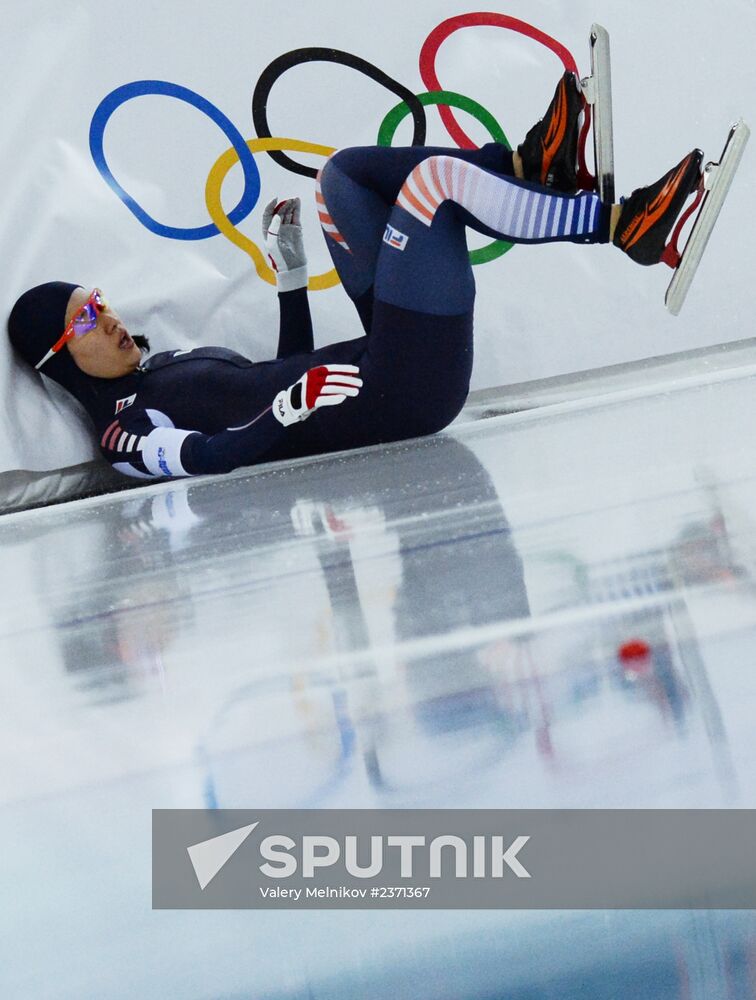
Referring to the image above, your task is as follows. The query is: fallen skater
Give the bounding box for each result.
[8,74,711,480]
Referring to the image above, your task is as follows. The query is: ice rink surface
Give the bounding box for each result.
[2,366,756,999]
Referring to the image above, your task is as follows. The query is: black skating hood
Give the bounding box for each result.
[7,281,115,407]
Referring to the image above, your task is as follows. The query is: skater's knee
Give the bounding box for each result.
[320,147,364,186]
[393,390,469,439]
[406,411,463,441]
[428,392,468,434]
[398,155,455,199]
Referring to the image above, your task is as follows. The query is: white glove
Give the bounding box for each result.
[273,364,362,427]
[262,197,308,292]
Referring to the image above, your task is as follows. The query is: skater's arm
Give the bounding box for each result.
[100,364,362,479]
[262,196,313,358]
[277,286,314,358]
[99,403,287,478]
[186,364,361,474]
[180,409,284,476]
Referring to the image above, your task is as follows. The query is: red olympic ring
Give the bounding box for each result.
[420,12,579,149]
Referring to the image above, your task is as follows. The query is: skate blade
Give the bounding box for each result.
[579,23,615,203]
[665,120,750,316]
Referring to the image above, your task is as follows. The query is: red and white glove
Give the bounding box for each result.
[272,364,362,426]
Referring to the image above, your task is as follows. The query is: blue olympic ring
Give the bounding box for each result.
[89,80,261,241]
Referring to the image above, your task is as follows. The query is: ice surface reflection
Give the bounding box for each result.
[1,373,756,998]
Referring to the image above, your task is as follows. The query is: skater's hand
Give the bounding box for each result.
[273,364,362,427]
[262,197,308,292]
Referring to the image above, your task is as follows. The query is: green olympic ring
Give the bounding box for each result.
[377,90,514,265]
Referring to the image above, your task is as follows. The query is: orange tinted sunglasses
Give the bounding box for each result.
[35,288,108,370]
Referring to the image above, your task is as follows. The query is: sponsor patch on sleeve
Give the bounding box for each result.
[157,445,172,477]
[383,224,409,251]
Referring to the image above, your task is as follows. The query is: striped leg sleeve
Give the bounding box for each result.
[315,163,352,252]
[396,155,609,244]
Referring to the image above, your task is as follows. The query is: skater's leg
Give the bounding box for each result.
[316,143,514,332]
[341,165,609,439]
[390,148,705,282]
[304,158,610,451]
[320,143,515,212]
[353,147,706,434]
[279,147,705,460]
[366,203,476,434]
[315,66,588,323]
[393,155,612,271]
[269,200,476,463]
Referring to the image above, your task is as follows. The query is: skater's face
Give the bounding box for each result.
[65,287,142,378]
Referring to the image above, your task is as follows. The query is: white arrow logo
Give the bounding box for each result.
[187,822,258,891]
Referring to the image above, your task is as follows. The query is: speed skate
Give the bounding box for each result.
[578,25,749,316]
[663,120,750,315]
[579,23,615,206]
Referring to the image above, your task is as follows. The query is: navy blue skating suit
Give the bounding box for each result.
[91,287,469,480]
[91,143,608,480]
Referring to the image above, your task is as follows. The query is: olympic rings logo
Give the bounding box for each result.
[89,13,580,291]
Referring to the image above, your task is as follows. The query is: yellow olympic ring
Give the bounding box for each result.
[205,137,340,291]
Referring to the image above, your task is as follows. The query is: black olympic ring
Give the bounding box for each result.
[252,47,428,178]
